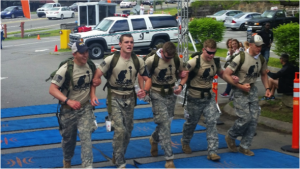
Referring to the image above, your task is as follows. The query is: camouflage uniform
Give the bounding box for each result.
[110,96,135,168]
[60,104,97,168]
[150,91,177,159]
[228,85,260,149]
[226,51,267,150]
[182,93,220,155]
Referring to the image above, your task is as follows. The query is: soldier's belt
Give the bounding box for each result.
[188,86,212,99]
[152,83,175,88]
[111,92,134,99]
[108,83,134,91]
[61,101,90,110]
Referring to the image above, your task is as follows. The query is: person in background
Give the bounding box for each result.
[221,39,240,97]
[239,42,245,52]
[149,5,154,14]
[1,23,4,49]
[140,4,144,15]
[244,41,250,50]
[262,54,297,100]
[258,22,273,64]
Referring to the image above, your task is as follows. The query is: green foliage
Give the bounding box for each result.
[188,17,225,49]
[191,1,240,9]
[295,12,299,18]
[273,22,299,66]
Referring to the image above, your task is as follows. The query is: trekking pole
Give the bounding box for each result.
[281,72,299,153]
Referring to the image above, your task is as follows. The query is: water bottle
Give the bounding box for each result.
[135,85,144,101]
[174,84,179,96]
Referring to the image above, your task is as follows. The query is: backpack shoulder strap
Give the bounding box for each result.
[151,54,160,75]
[235,51,245,74]
[259,54,265,67]
[62,59,74,97]
[213,57,220,70]
[87,59,96,83]
[173,55,180,71]
[131,52,140,76]
[109,52,121,77]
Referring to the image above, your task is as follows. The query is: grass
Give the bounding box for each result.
[228,99,293,123]
[4,29,60,41]
[153,7,178,15]
[31,12,36,14]
[58,48,71,52]
[7,28,48,35]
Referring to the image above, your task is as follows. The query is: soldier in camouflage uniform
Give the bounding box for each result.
[90,34,151,168]
[142,42,187,168]
[181,39,239,161]
[223,35,271,156]
[49,42,98,168]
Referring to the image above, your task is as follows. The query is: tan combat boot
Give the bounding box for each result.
[207,153,221,161]
[181,138,192,154]
[165,160,175,168]
[149,137,158,157]
[63,160,71,168]
[225,135,238,152]
[239,147,255,156]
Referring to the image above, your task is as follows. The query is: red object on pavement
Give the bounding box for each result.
[292,72,299,149]
[54,45,58,52]
[212,75,218,102]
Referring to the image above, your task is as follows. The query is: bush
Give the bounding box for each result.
[273,22,299,66]
[188,17,225,49]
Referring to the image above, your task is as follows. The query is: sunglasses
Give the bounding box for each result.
[204,48,216,55]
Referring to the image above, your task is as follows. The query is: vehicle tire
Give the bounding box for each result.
[48,17,52,20]
[89,43,104,59]
[152,38,166,48]
[11,14,15,18]
[71,13,75,18]
[61,14,64,20]
[239,23,247,31]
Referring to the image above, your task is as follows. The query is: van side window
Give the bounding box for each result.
[131,18,147,30]
[149,16,177,29]
[111,20,129,32]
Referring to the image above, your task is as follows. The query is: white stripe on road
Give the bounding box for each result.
[4,39,59,48]
[35,49,49,52]
[1,77,8,80]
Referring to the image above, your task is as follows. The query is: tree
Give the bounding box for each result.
[273,22,299,66]
[188,17,225,49]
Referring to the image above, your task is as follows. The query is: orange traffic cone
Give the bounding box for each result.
[54,45,58,52]
[168,12,170,14]
[37,34,40,40]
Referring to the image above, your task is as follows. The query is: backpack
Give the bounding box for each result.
[233,51,265,76]
[182,51,220,106]
[102,51,140,113]
[46,57,96,97]
[223,52,240,68]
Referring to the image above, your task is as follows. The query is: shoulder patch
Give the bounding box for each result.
[100,61,106,67]
[230,62,238,68]
[53,74,63,83]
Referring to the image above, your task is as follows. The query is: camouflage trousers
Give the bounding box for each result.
[59,103,97,168]
[182,93,220,155]
[150,91,176,160]
[228,85,261,149]
[110,97,135,168]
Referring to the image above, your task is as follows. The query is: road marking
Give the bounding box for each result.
[4,39,59,48]
[1,77,8,80]
[35,49,49,52]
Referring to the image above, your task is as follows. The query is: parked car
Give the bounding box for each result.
[224,12,261,31]
[69,3,78,12]
[206,10,243,22]
[1,6,24,19]
[120,0,137,8]
[142,0,159,5]
[68,14,178,59]
[46,7,75,20]
[245,10,299,31]
[36,3,61,17]
[165,0,176,4]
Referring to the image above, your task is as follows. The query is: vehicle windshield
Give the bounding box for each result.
[41,4,54,8]
[213,10,226,16]
[50,8,59,11]
[261,11,276,18]
[95,19,114,31]
[3,7,15,12]
[233,13,245,19]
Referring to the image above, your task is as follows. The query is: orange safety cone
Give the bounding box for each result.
[37,34,40,40]
[54,45,58,52]
[168,12,170,14]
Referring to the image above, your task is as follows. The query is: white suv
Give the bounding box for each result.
[36,3,61,17]
[120,0,137,8]
[68,14,179,59]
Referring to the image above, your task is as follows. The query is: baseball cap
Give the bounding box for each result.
[71,41,89,54]
[249,35,264,46]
